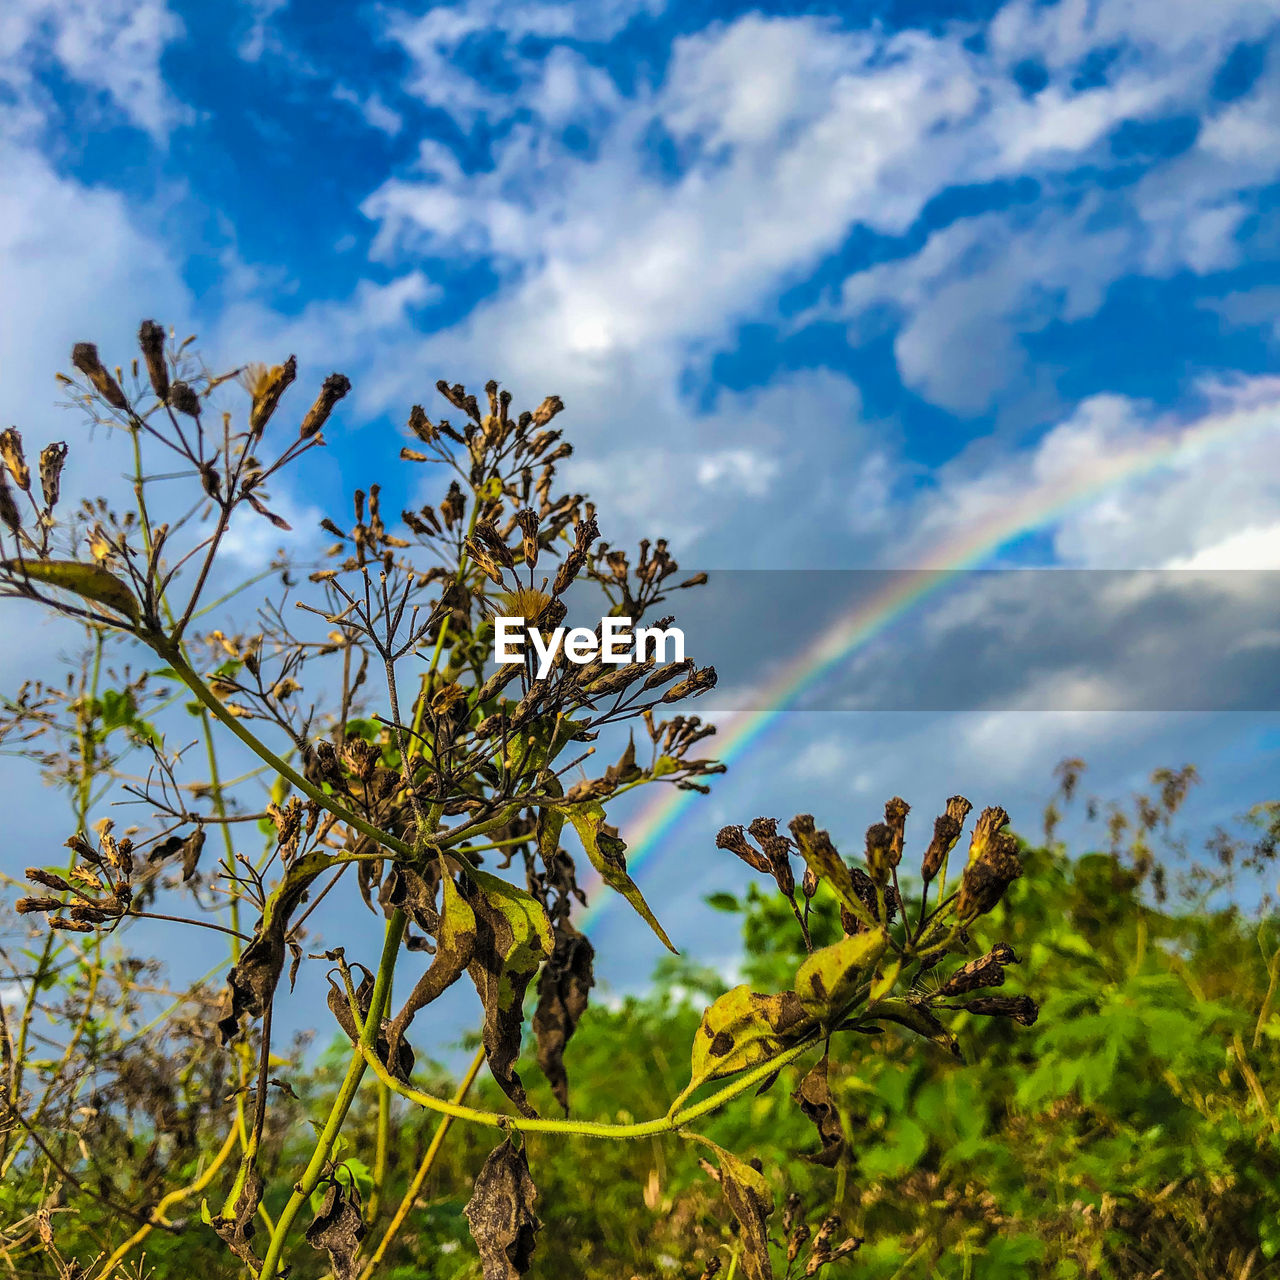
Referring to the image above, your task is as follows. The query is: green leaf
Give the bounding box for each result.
[705,892,741,913]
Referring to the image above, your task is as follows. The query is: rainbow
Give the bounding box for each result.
[578,389,1280,936]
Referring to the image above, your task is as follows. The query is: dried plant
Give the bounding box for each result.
[0,322,1044,1279]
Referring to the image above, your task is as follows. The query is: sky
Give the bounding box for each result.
[2,0,1280,1046]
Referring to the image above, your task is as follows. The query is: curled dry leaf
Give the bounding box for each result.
[384,860,477,1052]
[305,1179,367,1280]
[464,1138,542,1280]
[792,1056,845,1167]
[211,1167,264,1271]
[532,925,594,1113]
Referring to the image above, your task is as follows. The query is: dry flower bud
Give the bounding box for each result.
[138,320,169,399]
[0,428,30,491]
[938,948,1011,996]
[243,356,297,434]
[883,796,909,867]
[0,473,21,533]
[71,342,128,410]
[921,812,962,882]
[39,442,68,509]
[15,896,61,914]
[531,395,564,427]
[26,867,73,892]
[957,832,1022,917]
[408,404,438,443]
[716,825,771,874]
[661,666,717,702]
[515,507,540,567]
[961,994,1038,1025]
[169,380,201,418]
[865,822,894,885]
[968,805,1010,863]
[300,372,351,439]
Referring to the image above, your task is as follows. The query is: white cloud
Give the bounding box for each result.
[333,85,404,137]
[0,0,188,140]
[1164,522,1280,569]
[696,450,779,497]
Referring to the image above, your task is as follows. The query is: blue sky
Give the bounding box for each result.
[2,0,1280,1027]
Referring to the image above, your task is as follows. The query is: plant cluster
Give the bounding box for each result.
[1,322,1045,1279]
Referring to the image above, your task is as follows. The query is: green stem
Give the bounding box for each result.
[256,909,407,1280]
[155,641,424,865]
[356,1030,819,1141]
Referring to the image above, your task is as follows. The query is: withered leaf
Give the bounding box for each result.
[305,1179,367,1280]
[463,867,554,1117]
[787,816,877,932]
[792,1056,845,1167]
[385,862,477,1052]
[464,1138,542,1280]
[689,985,815,1091]
[218,871,317,1044]
[181,827,206,881]
[865,998,962,1059]
[564,801,675,952]
[700,1141,775,1280]
[532,927,594,1113]
[211,1166,264,1271]
[326,964,415,1084]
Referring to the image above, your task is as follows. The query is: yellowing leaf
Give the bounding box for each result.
[794,928,890,1022]
[565,802,675,953]
[463,867,554,1117]
[689,984,814,1090]
[6,559,138,622]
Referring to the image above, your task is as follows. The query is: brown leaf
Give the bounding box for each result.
[326,964,416,1084]
[305,1179,367,1280]
[464,1138,542,1280]
[217,873,315,1044]
[385,863,477,1053]
[211,1166,264,1271]
[533,927,594,1113]
[792,1056,845,1167]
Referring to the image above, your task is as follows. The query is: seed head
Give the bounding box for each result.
[138,320,169,399]
[71,342,127,410]
[39,442,68,509]
[299,372,351,439]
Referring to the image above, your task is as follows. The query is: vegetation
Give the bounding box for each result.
[0,323,1275,1278]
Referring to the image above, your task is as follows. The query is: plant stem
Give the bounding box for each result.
[355,1031,819,1141]
[256,909,407,1280]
